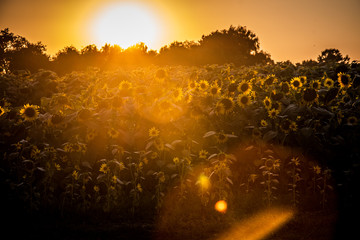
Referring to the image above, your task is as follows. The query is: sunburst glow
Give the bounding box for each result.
[91,3,160,49]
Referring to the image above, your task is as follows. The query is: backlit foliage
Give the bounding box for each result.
[1,62,359,230]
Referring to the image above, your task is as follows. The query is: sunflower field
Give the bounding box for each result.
[1,61,360,239]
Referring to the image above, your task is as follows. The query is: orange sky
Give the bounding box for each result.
[1,0,359,63]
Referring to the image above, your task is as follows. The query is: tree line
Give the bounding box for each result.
[0,26,352,75]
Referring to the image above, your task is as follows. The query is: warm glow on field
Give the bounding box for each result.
[91,2,160,49]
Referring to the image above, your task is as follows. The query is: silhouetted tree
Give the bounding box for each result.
[52,46,82,74]
[317,48,350,64]
[0,28,49,73]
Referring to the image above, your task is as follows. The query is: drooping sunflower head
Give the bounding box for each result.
[237,81,252,94]
[337,72,352,88]
[20,104,39,121]
[270,90,284,101]
[218,97,234,113]
[49,114,64,126]
[280,82,290,94]
[155,69,167,79]
[263,74,277,86]
[290,77,302,90]
[302,88,318,105]
[237,93,251,108]
[280,119,291,133]
[228,81,238,93]
[347,116,358,126]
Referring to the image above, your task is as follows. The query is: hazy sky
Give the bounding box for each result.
[1,0,359,62]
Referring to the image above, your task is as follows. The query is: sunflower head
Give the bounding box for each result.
[20,104,39,121]
[237,93,251,108]
[216,132,228,143]
[280,82,290,94]
[290,77,302,90]
[324,78,334,88]
[237,81,251,94]
[199,80,209,92]
[149,127,160,137]
[347,116,358,126]
[268,108,280,119]
[209,84,221,96]
[337,72,352,88]
[49,114,64,126]
[155,69,167,79]
[218,97,234,113]
[311,80,321,90]
[228,81,237,93]
[263,74,277,86]
[280,119,291,133]
[263,96,272,109]
[302,88,318,105]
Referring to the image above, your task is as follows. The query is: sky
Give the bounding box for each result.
[1,0,360,63]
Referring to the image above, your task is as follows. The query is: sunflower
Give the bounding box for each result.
[86,129,96,141]
[237,93,251,108]
[0,106,6,117]
[280,119,291,133]
[299,76,307,84]
[217,97,234,113]
[268,108,280,119]
[302,88,318,105]
[263,96,272,109]
[228,81,238,93]
[260,119,268,127]
[347,116,358,126]
[237,81,252,94]
[323,78,334,88]
[264,157,280,171]
[337,72,352,88]
[216,132,228,143]
[108,127,119,138]
[188,80,197,90]
[252,128,262,139]
[209,84,221,96]
[20,104,39,121]
[263,74,277,86]
[172,88,183,102]
[199,80,209,91]
[215,102,226,115]
[270,90,284,101]
[99,163,109,174]
[271,101,282,112]
[155,69,167,79]
[119,80,132,90]
[289,121,298,132]
[149,127,160,137]
[310,80,321,90]
[290,77,303,91]
[49,114,64,126]
[199,149,209,159]
[280,82,290,94]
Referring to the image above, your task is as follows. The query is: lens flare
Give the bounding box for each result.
[216,207,294,240]
[215,200,227,213]
[198,174,210,190]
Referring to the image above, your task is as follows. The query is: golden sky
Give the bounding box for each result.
[1,0,359,62]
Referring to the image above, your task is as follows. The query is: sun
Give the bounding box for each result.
[91,3,160,49]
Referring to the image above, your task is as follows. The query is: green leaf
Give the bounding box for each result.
[203,131,217,138]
